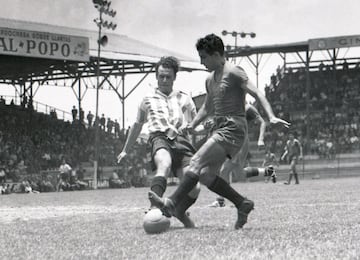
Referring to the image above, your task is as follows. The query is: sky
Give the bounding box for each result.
[0,0,360,126]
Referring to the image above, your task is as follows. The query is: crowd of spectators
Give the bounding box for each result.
[259,60,360,158]
[0,100,150,193]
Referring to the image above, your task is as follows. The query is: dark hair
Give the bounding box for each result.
[196,33,225,56]
[155,56,180,76]
[289,131,298,138]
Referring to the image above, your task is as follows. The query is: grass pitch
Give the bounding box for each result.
[0,176,359,260]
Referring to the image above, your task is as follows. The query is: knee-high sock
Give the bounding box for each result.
[244,167,266,177]
[208,176,244,208]
[294,173,299,184]
[174,194,197,217]
[169,171,199,206]
[288,173,293,183]
[150,176,167,206]
[244,167,259,177]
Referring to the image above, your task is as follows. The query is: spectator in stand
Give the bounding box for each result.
[281,132,303,185]
[109,170,128,188]
[94,116,100,129]
[57,158,72,191]
[100,114,106,130]
[87,111,94,127]
[0,96,5,106]
[79,108,85,124]
[71,106,77,122]
[107,118,114,134]
[69,170,87,190]
[39,174,55,192]
[114,119,120,138]
[50,109,57,119]
[0,167,5,184]
[0,183,11,194]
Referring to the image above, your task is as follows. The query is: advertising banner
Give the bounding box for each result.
[309,35,360,51]
[0,27,89,61]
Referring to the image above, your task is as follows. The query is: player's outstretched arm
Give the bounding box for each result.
[117,122,143,163]
[256,116,266,147]
[281,149,288,161]
[244,80,290,129]
[299,141,304,160]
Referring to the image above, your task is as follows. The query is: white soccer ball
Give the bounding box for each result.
[143,208,171,234]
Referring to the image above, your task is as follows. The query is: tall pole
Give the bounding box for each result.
[92,0,117,189]
[122,72,125,129]
[93,11,102,190]
[221,30,256,64]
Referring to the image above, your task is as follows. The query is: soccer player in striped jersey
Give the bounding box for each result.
[117,56,200,228]
[149,34,290,229]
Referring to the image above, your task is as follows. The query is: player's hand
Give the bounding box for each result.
[117,151,127,164]
[257,140,265,150]
[257,140,265,147]
[204,120,214,130]
[179,124,194,135]
[269,117,291,128]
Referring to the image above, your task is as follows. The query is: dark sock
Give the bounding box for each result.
[294,173,299,184]
[208,176,244,208]
[169,171,199,206]
[288,173,293,183]
[150,176,167,206]
[174,194,197,217]
[244,167,259,177]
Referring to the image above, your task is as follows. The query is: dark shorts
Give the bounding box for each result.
[288,154,299,164]
[210,116,248,159]
[148,132,196,176]
[59,172,69,181]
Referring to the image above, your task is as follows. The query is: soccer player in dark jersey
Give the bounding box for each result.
[209,103,276,207]
[281,132,303,184]
[148,34,290,229]
[117,56,200,228]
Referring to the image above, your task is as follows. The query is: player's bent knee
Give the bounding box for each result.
[188,156,203,173]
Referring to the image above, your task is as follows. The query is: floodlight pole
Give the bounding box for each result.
[93,0,117,189]
[222,30,256,63]
[93,11,103,190]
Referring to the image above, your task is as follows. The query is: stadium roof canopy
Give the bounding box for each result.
[0,17,204,84]
[226,41,309,57]
[226,34,360,58]
[223,34,360,90]
[0,17,205,126]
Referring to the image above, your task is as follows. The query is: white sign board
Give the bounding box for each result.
[0,27,89,61]
[309,35,360,51]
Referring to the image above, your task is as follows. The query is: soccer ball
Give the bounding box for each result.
[143,208,170,234]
